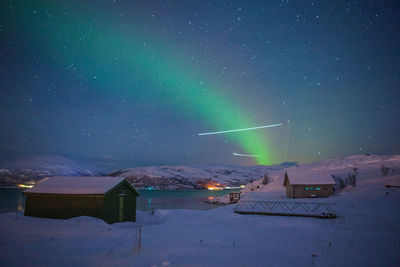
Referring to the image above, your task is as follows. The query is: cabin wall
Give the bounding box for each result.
[286,185,294,198]
[103,181,137,223]
[293,184,333,198]
[24,194,104,219]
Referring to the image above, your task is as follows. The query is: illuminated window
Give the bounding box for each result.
[304,186,324,191]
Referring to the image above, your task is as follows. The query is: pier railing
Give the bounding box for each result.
[234,200,337,219]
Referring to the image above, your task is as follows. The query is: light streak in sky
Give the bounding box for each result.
[233,152,260,158]
[198,123,283,136]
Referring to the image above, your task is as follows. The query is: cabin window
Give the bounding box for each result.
[304,186,327,191]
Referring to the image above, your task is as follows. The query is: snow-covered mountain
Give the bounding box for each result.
[4,154,396,191]
[108,162,296,190]
[0,156,104,187]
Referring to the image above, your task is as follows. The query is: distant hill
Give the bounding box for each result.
[2,154,398,191]
[108,162,296,190]
[0,155,104,187]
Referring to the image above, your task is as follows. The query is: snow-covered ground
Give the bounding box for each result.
[0,154,399,266]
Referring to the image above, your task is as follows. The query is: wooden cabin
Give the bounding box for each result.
[283,170,335,198]
[23,176,139,223]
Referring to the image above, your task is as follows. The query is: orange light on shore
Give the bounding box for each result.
[17,184,34,189]
[207,186,224,191]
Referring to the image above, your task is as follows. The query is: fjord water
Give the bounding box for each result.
[0,188,25,214]
[0,188,239,213]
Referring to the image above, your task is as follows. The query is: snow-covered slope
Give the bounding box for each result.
[108,162,296,190]
[0,156,104,187]
[240,154,400,200]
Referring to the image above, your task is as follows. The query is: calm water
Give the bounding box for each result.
[0,188,239,214]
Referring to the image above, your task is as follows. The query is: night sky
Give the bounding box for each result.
[0,0,399,169]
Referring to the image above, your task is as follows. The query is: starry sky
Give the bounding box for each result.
[0,0,399,170]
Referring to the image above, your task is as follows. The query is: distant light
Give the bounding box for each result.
[17,184,34,189]
[207,186,223,191]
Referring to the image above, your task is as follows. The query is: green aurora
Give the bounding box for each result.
[10,1,277,164]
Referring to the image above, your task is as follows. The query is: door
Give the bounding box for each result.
[119,196,124,222]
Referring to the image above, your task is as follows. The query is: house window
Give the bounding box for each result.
[305,186,327,191]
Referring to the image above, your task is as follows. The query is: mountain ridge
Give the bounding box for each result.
[0,155,104,187]
[107,162,297,189]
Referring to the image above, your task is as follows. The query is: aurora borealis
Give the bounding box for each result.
[1,1,399,169]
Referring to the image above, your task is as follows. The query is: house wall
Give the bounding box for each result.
[24,194,104,219]
[286,185,294,198]
[24,181,138,224]
[103,181,137,223]
[292,184,333,198]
